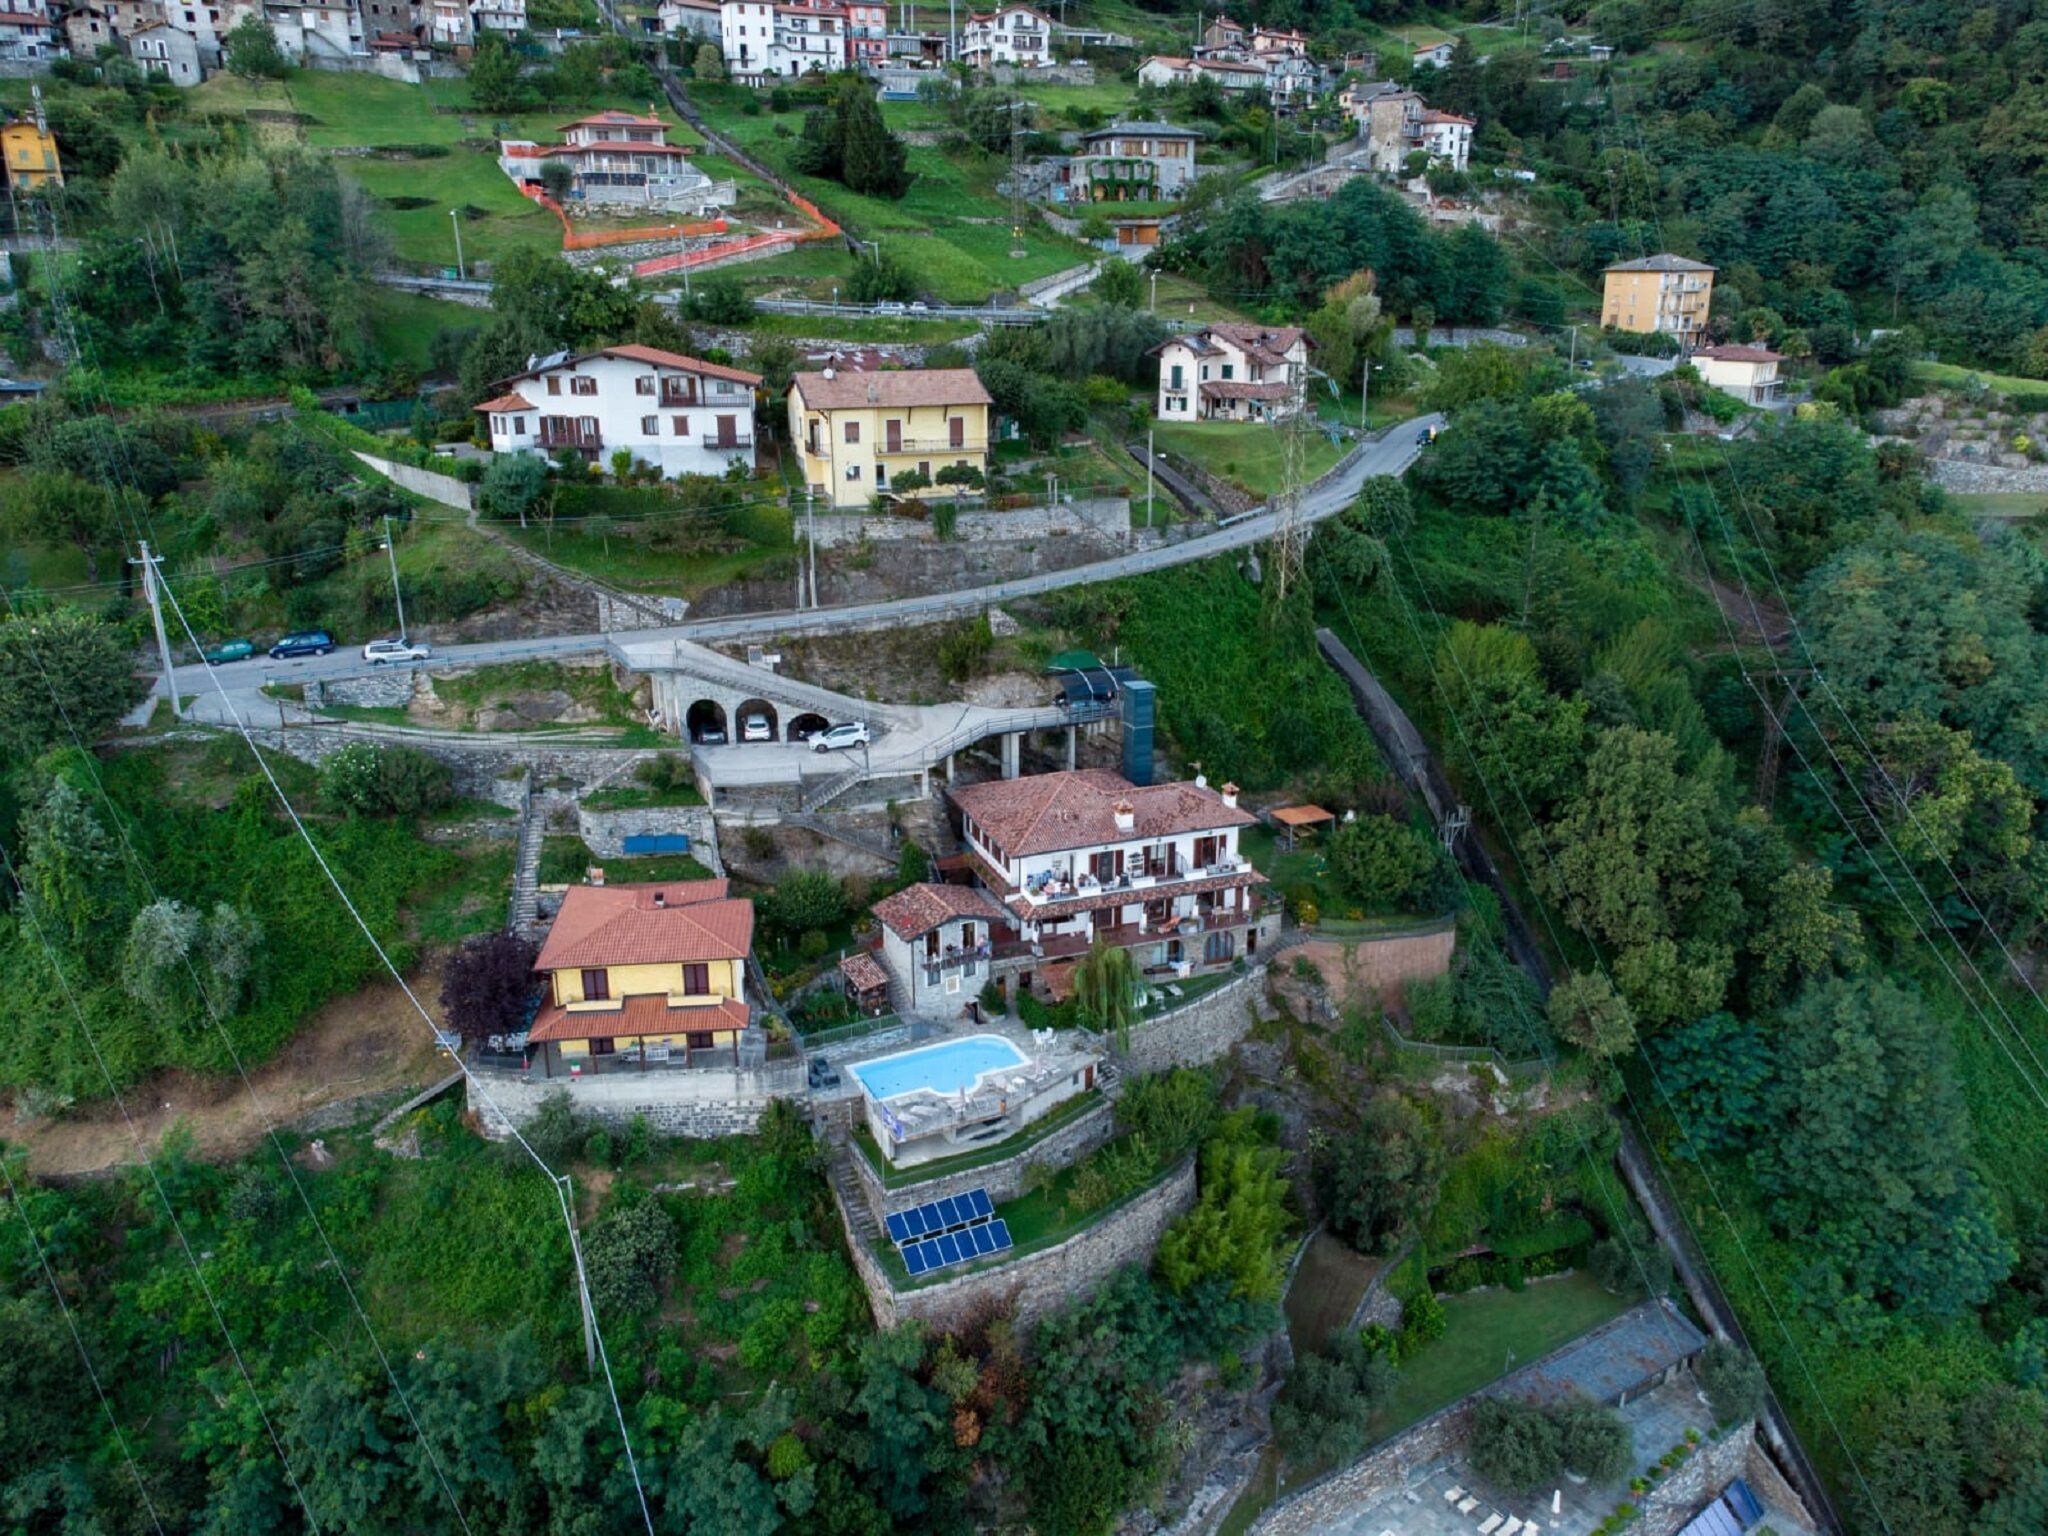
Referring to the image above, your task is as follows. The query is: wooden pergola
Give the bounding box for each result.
[1269,804,1336,850]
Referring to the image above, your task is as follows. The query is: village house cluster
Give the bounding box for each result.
[1137,13,1330,108]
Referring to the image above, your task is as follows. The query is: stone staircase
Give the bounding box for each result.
[826,1150,882,1249]
[784,811,898,864]
[508,797,545,934]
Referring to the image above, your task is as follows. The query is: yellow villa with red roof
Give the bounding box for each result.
[527,879,755,1076]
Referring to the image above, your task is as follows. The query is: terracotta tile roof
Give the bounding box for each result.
[952,769,1256,859]
[528,992,750,1044]
[474,391,535,413]
[1157,323,1308,368]
[1693,344,1782,363]
[790,368,993,411]
[560,111,667,130]
[1421,109,1475,125]
[839,950,891,993]
[533,881,750,971]
[598,344,762,386]
[1200,380,1290,401]
[1003,867,1266,922]
[871,881,1011,940]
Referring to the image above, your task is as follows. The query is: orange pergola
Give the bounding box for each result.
[1269,804,1336,849]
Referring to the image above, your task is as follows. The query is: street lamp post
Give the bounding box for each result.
[382,515,409,640]
[1149,269,1158,313]
[1361,357,1379,430]
[449,209,465,280]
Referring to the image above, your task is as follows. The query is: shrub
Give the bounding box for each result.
[1272,1329,1397,1466]
[1469,1397,1562,1495]
[1399,1287,1446,1351]
[1555,1398,1632,1483]
[1697,1340,1766,1425]
[318,742,454,817]
[440,931,538,1044]
[897,838,930,884]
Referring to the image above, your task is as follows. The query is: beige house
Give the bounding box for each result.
[1693,343,1785,405]
[788,367,994,510]
[1602,253,1715,344]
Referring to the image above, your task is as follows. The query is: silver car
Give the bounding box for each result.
[363,638,432,664]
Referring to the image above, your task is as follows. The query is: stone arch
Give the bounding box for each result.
[685,699,728,743]
[788,712,830,743]
[735,699,780,742]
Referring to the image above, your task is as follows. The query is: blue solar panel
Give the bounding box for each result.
[903,1206,927,1239]
[965,1188,993,1220]
[1723,1482,1763,1530]
[928,1196,954,1229]
[917,1239,943,1271]
[942,1232,967,1264]
[970,1223,996,1254]
[885,1212,910,1244]
[988,1219,1012,1251]
[902,1242,930,1276]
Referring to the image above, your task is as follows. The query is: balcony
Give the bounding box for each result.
[700,433,756,450]
[1017,856,1249,906]
[658,388,699,408]
[539,423,601,451]
[879,435,979,455]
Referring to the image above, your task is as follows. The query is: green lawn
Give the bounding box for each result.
[539,836,715,886]
[1949,491,2048,518]
[365,288,482,374]
[503,510,795,596]
[1152,419,1347,499]
[1912,360,2048,397]
[1371,1272,1638,1436]
[409,837,516,944]
[581,782,705,811]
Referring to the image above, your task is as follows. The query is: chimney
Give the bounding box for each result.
[823,364,835,380]
[1113,800,1135,833]
[1194,772,1207,789]
[587,866,605,886]
[1221,782,1239,808]
[653,889,666,907]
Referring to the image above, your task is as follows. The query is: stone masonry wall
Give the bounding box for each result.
[806,499,1134,548]
[1634,1425,1754,1536]
[243,727,652,798]
[1248,1401,1477,1536]
[466,1065,800,1141]
[575,803,724,873]
[352,451,474,512]
[839,1157,1196,1333]
[1121,970,1263,1075]
[305,671,417,711]
[844,1093,1116,1226]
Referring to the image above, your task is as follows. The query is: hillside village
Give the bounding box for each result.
[4,2,2048,1535]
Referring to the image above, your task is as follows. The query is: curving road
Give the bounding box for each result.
[162,416,1441,705]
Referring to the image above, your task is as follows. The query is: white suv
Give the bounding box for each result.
[363,638,432,664]
[811,721,871,753]
[740,713,774,742]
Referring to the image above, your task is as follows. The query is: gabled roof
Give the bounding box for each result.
[1157,322,1308,369]
[533,881,753,971]
[527,992,750,1043]
[871,882,1011,941]
[839,949,891,993]
[1421,109,1474,125]
[790,367,992,410]
[1200,380,1290,401]
[1081,120,1203,142]
[1693,343,1781,363]
[560,110,666,131]
[474,391,535,413]
[495,344,762,393]
[951,769,1255,859]
[1604,253,1715,273]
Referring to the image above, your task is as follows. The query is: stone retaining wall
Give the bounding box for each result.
[575,802,724,873]
[843,1092,1116,1225]
[1926,457,2048,495]
[352,451,474,512]
[1248,1399,1475,1536]
[306,670,416,710]
[840,1157,1195,1332]
[466,1064,801,1140]
[1121,967,1264,1074]
[805,498,1134,548]
[246,727,653,798]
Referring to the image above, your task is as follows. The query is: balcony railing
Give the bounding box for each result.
[1017,856,1249,906]
[700,433,755,449]
[919,942,991,981]
[539,425,601,450]
[879,435,979,454]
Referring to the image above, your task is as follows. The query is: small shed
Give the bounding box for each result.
[1269,803,1335,849]
[839,950,892,1016]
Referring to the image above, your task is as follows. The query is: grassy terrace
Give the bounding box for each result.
[1152,419,1348,499]
[853,1089,1105,1188]
[537,837,715,887]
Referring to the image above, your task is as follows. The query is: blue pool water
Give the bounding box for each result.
[848,1034,1029,1101]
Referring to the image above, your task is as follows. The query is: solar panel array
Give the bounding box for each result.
[885,1186,1012,1277]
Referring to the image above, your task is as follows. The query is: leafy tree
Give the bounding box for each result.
[764,868,845,936]
[19,772,133,960]
[1327,813,1446,911]
[1697,1341,1767,1426]
[1272,1328,1397,1466]
[895,838,929,885]
[5,471,120,583]
[1315,1096,1442,1255]
[797,79,912,198]
[468,35,529,113]
[1468,1396,1562,1495]
[1642,1011,1772,1161]
[582,1197,677,1315]
[692,42,724,80]
[1854,1389,1968,1536]
[1072,939,1139,1049]
[124,897,203,1024]
[0,609,140,763]
[318,742,454,817]
[440,931,538,1044]
[1546,971,1636,1058]
[1724,414,1883,576]
[538,159,575,202]
[1956,1383,2048,1503]
[1553,1399,1631,1483]
[225,13,288,77]
[1155,1111,1289,1302]
[1115,1066,1215,1160]
[478,452,550,526]
[846,250,919,304]
[1093,259,1143,309]
[1761,974,2012,1325]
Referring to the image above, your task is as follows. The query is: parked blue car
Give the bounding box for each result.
[268,630,334,659]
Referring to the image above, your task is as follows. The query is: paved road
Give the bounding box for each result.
[159,416,1441,705]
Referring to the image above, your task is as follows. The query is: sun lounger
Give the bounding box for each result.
[1458,1499,1480,1515]
[1444,1488,1465,1504]
[1479,1515,1503,1534]
[1498,1519,1522,1536]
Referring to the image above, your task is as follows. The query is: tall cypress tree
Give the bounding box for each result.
[836,81,911,199]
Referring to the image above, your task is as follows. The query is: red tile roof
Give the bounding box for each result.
[791,367,993,410]
[598,344,763,386]
[952,770,1256,859]
[1200,380,1290,401]
[474,391,535,413]
[533,881,751,971]
[560,111,667,130]
[528,992,750,1044]
[839,950,891,993]
[870,882,1011,940]
[1693,344,1783,363]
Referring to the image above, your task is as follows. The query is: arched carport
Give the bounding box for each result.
[686,699,728,743]
[788,712,830,743]
[736,699,780,742]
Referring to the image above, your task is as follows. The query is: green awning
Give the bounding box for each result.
[1047,649,1104,672]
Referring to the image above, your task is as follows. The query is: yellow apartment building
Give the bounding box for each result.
[788,367,994,510]
[526,878,755,1074]
[1,118,61,189]
[1602,254,1715,343]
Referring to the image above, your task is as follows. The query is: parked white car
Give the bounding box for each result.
[740,713,774,743]
[811,721,871,752]
[363,638,432,664]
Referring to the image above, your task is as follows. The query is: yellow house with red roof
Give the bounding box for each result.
[528,879,755,1074]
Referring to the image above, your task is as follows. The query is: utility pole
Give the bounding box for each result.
[133,541,181,721]
[557,1175,597,1373]
[449,208,466,280]
[1144,426,1155,527]
[382,515,408,639]
[1568,323,1579,370]
[806,486,818,607]
[1360,355,1373,429]
[1149,269,1158,313]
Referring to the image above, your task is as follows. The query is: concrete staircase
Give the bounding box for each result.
[784,811,898,864]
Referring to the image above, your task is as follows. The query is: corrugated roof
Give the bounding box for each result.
[871,882,1010,940]
[533,881,752,971]
[952,769,1255,859]
[1694,344,1782,363]
[1604,253,1716,273]
[790,367,993,410]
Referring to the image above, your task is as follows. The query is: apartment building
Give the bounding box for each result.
[959,2,1047,68]
[1602,253,1715,343]
[1057,120,1201,203]
[1153,323,1310,423]
[498,111,733,212]
[475,344,763,479]
[787,367,993,510]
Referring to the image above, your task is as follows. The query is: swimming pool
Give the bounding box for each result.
[848,1034,1030,1101]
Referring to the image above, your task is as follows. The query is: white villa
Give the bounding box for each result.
[498,111,735,213]
[1152,323,1311,423]
[959,1,1048,67]
[474,344,763,479]
[1693,343,1786,405]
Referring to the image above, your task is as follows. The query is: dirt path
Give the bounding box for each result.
[1700,572,1791,648]
[6,960,455,1180]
